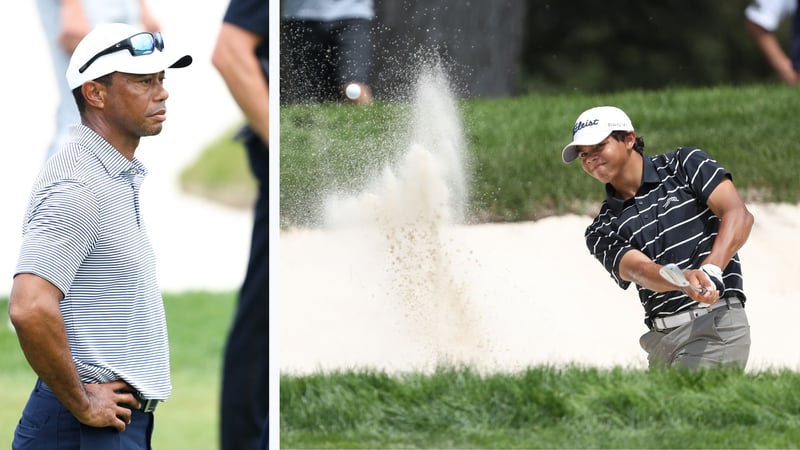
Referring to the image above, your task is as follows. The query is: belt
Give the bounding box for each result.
[133,392,161,413]
[37,379,161,413]
[652,297,743,331]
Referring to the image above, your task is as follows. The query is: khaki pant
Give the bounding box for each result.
[640,306,750,370]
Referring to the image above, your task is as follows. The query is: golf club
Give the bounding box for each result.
[659,263,710,306]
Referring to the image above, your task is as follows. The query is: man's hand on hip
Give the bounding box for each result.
[75,380,141,432]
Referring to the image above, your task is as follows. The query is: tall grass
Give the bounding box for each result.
[281,83,800,226]
[281,366,800,448]
[179,82,800,226]
[0,291,236,449]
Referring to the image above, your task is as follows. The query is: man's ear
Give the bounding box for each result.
[626,131,637,149]
[81,80,107,109]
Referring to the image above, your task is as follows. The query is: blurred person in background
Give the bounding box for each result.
[36,0,161,161]
[211,0,268,448]
[281,0,374,105]
[745,0,800,85]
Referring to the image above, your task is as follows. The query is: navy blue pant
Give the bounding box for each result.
[13,379,153,450]
[258,416,268,449]
[220,129,268,450]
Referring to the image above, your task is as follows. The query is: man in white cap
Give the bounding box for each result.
[8,22,191,449]
[562,106,754,370]
[35,0,162,161]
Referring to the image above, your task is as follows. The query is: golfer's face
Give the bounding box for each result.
[578,137,613,181]
[103,71,170,139]
[577,133,632,184]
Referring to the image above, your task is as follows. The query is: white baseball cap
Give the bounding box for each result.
[561,106,634,163]
[66,23,192,89]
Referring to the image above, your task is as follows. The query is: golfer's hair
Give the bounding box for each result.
[610,130,645,154]
[72,73,114,114]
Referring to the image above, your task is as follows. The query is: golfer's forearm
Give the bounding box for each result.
[619,251,676,292]
[705,207,754,270]
[626,264,677,292]
[11,306,89,414]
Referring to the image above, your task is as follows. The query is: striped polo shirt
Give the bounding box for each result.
[585,147,746,329]
[16,125,170,400]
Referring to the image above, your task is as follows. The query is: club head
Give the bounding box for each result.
[659,263,708,298]
[659,263,691,288]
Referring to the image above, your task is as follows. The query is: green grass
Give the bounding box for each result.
[182,82,800,227]
[280,366,800,448]
[459,84,800,220]
[179,123,257,210]
[0,291,236,449]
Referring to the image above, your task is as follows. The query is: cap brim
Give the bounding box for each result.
[169,54,193,69]
[562,144,579,163]
[115,49,193,75]
[561,130,615,163]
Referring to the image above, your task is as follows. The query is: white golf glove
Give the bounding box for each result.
[700,263,725,297]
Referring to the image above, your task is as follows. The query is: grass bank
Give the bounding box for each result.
[181,83,800,227]
[280,366,800,448]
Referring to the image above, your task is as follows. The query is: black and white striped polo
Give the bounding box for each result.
[16,125,170,400]
[585,147,746,329]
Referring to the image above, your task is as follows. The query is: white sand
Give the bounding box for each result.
[277,67,800,375]
[279,204,800,375]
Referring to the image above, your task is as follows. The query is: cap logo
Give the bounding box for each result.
[573,118,599,137]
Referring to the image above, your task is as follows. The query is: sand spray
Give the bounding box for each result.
[323,64,491,368]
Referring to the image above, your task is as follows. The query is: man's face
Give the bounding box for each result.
[577,132,634,184]
[103,71,169,138]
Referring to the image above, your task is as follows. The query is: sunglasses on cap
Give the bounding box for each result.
[78,32,165,74]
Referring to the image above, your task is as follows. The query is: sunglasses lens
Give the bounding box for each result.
[153,32,164,51]
[129,33,156,55]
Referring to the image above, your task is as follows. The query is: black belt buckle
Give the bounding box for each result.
[134,391,159,413]
[141,398,159,413]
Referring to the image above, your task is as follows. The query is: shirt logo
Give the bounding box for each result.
[662,196,680,209]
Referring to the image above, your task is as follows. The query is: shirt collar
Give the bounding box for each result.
[604,153,659,215]
[68,124,148,178]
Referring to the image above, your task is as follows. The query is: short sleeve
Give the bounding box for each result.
[745,0,794,31]
[223,0,268,39]
[585,210,634,290]
[675,147,731,205]
[16,180,100,296]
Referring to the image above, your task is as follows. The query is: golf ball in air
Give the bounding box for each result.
[345,83,361,100]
